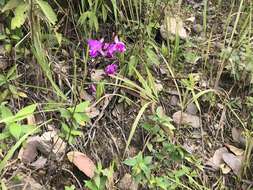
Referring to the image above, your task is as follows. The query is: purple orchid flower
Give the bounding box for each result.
[103,36,126,57]
[88,36,126,58]
[103,43,116,58]
[87,39,105,58]
[114,36,126,53]
[105,64,118,75]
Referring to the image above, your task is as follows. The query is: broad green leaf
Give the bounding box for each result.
[0,74,5,85]
[1,0,19,12]
[36,0,57,25]
[74,101,90,113]
[54,31,62,45]
[145,48,160,65]
[10,34,21,40]
[0,105,13,121]
[4,44,12,53]
[9,123,22,139]
[73,113,89,126]
[140,162,150,177]
[144,156,153,164]
[70,130,82,136]
[61,122,71,134]
[61,123,82,137]
[14,104,37,121]
[0,34,7,40]
[0,131,10,141]
[85,181,98,190]
[94,175,101,188]
[6,65,16,79]
[9,84,18,95]
[59,108,71,119]
[21,125,40,135]
[11,2,29,30]
[123,158,137,166]
[1,179,8,190]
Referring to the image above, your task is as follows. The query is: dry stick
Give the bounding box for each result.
[216,107,226,142]
[22,172,32,190]
[104,125,121,155]
[62,168,83,190]
[85,90,121,146]
[214,83,235,143]
[107,114,128,144]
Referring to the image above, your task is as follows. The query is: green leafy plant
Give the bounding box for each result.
[0,26,24,54]
[124,152,153,184]
[85,162,115,190]
[2,0,57,29]
[151,106,175,136]
[59,101,90,126]
[0,65,26,102]
[64,185,76,190]
[0,103,38,141]
[58,101,90,143]
[60,122,82,144]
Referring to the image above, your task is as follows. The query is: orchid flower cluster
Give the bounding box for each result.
[87,36,126,76]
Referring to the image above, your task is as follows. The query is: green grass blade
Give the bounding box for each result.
[124,101,152,156]
[33,31,67,101]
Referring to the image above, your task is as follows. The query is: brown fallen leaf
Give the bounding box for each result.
[91,69,105,82]
[225,144,244,156]
[67,151,96,178]
[186,103,198,115]
[20,131,66,164]
[206,147,228,170]
[21,136,40,163]
[53,135,66,156]
[170,95,179,106]
[172,111,201,128]
[232,127,246,145]
[80,89,94,102]
[85,107,100,119]
[41,131,57,141]
[160,16,188,40]
[222,153,243,176]
[27,115,36,125]
[31,156,47,169]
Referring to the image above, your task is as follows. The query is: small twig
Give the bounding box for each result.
[62,168,83,190]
